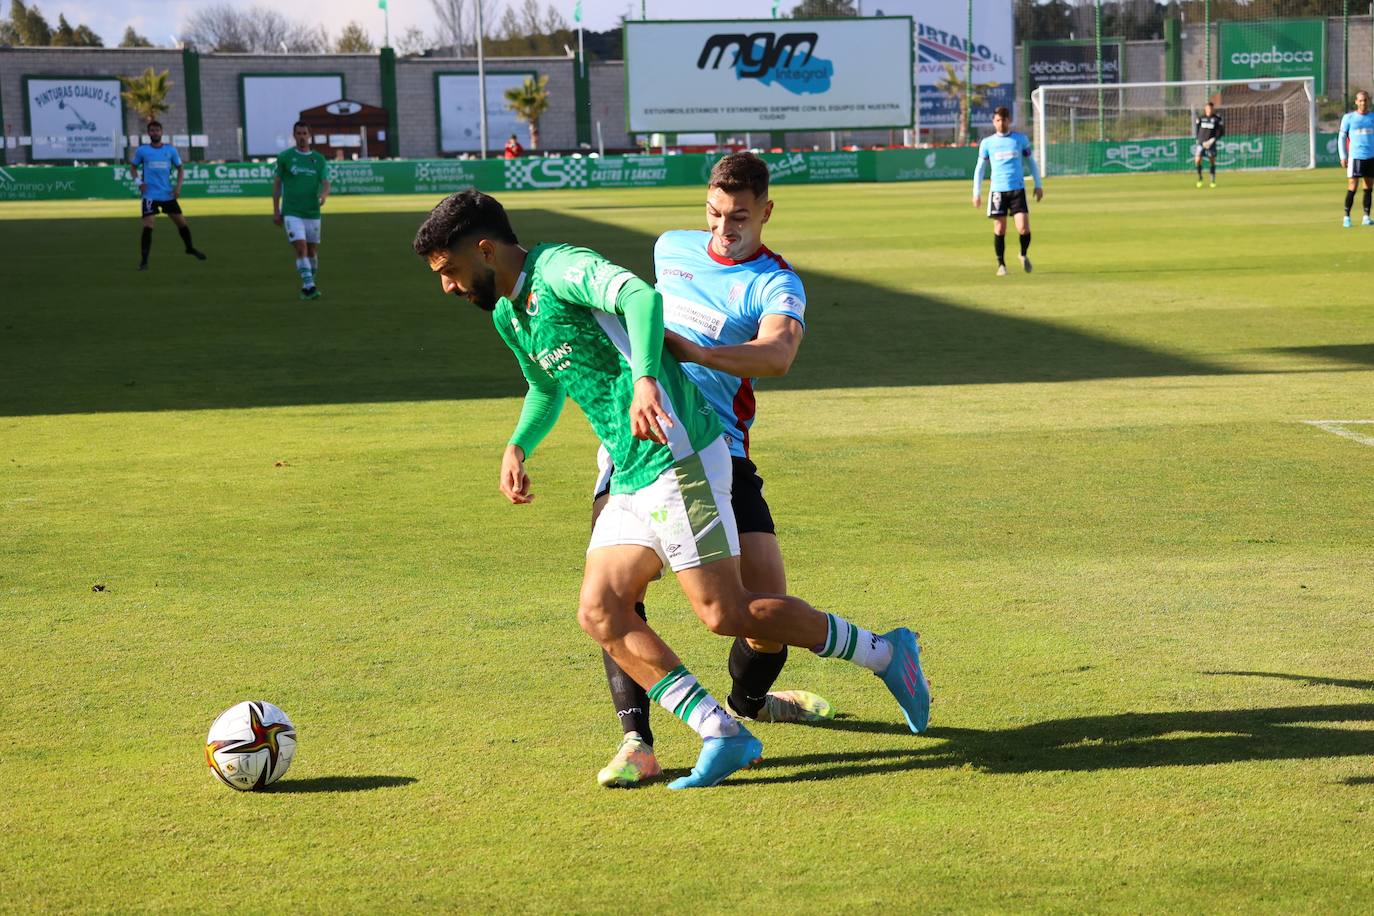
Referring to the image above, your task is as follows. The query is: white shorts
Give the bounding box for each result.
[588,437,740,573]
[283,216,321,244]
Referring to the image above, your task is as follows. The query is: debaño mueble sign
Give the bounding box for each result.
[624,18,914,133]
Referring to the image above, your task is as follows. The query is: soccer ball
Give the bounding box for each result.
[204,700,297,791]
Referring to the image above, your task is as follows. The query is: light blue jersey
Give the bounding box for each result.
[974,131,1039,194]
[1339,111,1374,161]
[132,143,182,200]
[654,229,806,459]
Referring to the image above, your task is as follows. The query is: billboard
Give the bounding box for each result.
[435,72,533,154]
[624,18,914,133]
[1024,40,1123,95]
[1220,19,1325,95]
[239,74,345,157]
[23,77,124,161]
[872,0,1014,129]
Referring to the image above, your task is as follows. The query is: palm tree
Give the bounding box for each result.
[120,67,172,124]
[934,63,1000,147]
[503,75,550,150]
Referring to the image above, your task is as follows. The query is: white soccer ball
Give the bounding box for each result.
[204,700,297,791]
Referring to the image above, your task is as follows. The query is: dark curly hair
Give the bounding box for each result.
[708,152,769,200]
[412,188,519,257]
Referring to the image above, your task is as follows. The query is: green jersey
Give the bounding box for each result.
[274,147,328,219]
[495,243,722,494]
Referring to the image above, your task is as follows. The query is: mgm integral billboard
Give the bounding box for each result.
[624,18,913,133]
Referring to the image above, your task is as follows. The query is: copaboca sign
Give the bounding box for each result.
[23,77,125,161]
[1220,19,1325,94]
[624,18,913,132]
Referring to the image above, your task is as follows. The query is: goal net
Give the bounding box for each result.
[1031,78,1316,178]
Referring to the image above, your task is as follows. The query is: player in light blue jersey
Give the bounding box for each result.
[1339,90,1374,227]
[972,106,1043,276]
[128,120,206,270]
[594,153,846,788]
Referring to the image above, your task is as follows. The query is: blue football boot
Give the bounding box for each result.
[878,627,932,734]
[666,728,763,790]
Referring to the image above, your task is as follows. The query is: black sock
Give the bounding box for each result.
[177,224,194,251]
[994,233,1006,265]
[601,602,652,746]
[1197,163,1203,178]
[140,227,152,263]
[726,638,788,719]
[1345,190,1356,215]
[1019,232,1031,257]
[1363,189,1371,215]
[1210,162,1216,179]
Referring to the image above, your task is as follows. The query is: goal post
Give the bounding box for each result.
[1031,77,1316,178]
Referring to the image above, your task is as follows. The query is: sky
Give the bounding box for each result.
[46,0,790,48]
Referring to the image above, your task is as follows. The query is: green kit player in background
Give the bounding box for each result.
[413,189,932,789]
[273,122,331,300]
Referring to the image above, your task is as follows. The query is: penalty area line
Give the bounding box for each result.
[1302,420,1374,448]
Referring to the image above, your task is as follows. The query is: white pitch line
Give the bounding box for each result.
[1303,420,1374,447]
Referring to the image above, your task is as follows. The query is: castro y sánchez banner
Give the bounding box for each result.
[624,18,914,133]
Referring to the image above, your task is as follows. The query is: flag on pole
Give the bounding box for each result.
[377,0,387,8]
[770,0,779,18]
[573,0,582,22]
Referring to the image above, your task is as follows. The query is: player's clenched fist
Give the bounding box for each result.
[500,444,534,504]
[629,376,673,444]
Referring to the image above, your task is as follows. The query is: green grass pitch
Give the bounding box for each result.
[3,170,1372,911]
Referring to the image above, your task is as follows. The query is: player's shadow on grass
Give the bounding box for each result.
[2,209,1230,416]
[737,703,1374,782]
[1264,344,1374,369]
[264,775,417,793]
[1203,670,1374,691]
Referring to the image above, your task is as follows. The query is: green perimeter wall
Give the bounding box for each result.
[0,149,975,201]
[0,139,1344,201]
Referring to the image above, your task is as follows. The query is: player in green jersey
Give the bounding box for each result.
[414,189,932,789]
[272,122,330,300]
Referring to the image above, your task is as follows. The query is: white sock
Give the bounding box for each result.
[296,257,314,287]
[648,666,740,739]
[309,255,318,275]
[813,612,893,674]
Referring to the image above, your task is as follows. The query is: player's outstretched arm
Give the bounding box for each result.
[972,154,987,206]
[665,314,803,378]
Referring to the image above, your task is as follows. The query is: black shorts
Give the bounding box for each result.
[1348,157,1374,179]
[594,454,776,535]
[986,189,1028,218]
[141,198,182,217]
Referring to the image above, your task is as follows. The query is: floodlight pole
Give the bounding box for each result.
[965,0,973,143]
[477,0,489,159]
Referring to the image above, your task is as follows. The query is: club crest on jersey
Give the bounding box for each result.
[727,283,744,305]
[526,291,539,315]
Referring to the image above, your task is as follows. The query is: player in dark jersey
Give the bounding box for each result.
[1194,102,1225,188]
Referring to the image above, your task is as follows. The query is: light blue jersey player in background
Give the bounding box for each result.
[128,120,206,271]
[594,153,847,788]
[1339,90,1374,228]
[972,105,1044,276]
